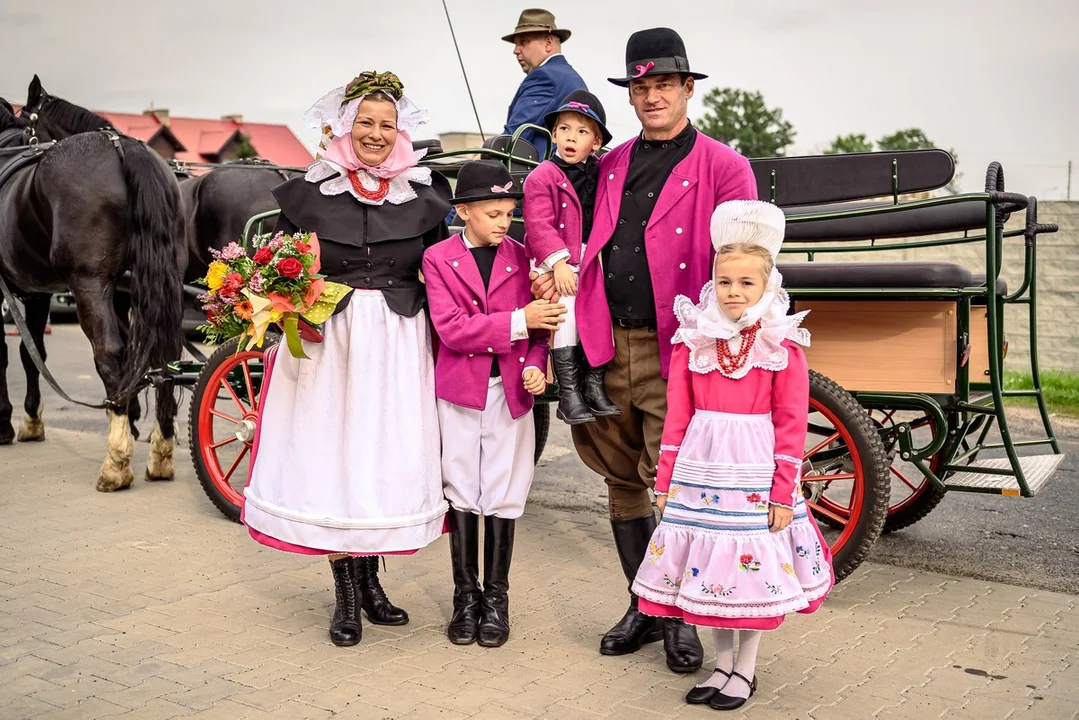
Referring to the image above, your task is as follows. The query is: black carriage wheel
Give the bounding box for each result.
[533,403,550,465]
[188,337,263,523]
[803,371,890,582]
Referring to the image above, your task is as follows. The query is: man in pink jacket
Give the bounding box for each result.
[534,27,759,673]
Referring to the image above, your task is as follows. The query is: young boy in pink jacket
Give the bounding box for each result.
[422,159,563,648]
[523,89,622,425]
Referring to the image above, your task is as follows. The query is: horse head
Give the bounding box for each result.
[22,74,112,141]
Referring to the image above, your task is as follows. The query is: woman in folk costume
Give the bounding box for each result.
[631,200,835,710]
[242,71,452,647]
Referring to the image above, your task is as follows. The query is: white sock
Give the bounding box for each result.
[695,629,735,689]
[723,630,762,699]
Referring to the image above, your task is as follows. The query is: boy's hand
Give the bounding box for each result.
[553,260,577,297]
[522,367,547,395]
[768,504,793,532]
[529,271,561,303]
[524,299,566,330]
[656,495,667,515]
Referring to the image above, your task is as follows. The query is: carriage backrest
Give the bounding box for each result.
[750,149,955,208]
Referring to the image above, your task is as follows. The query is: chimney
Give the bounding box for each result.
[220,113,243,124]
[145,107,170,125]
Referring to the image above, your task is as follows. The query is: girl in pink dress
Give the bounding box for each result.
[631,200,835,710]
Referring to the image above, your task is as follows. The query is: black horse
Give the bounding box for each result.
[1,85,185,492]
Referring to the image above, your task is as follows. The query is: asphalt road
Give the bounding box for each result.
[5,321,1078,593]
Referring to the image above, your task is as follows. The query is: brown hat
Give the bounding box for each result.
[501,8,571,43]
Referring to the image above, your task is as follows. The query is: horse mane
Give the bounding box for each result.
[43,96,112,134]
[0,98,24,133]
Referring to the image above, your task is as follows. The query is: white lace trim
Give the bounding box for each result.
[774,453,801,466]
[671,281,811,378]
[660,444,681,453]
[304,161,433,206]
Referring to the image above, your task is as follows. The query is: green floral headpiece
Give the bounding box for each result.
[343,71,404,103]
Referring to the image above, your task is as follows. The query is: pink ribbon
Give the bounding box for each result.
[567,101,590,112]
[632,61,655,78]
[490,181,514,193]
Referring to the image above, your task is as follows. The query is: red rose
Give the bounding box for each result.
[739,554,753,565]
[295,241,311,255]
[277,257,303,279]
[253,247,274,265]
[219,272,244,298]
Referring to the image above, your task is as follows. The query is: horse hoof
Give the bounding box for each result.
[145,426,174,482]
[17,422,45,443]
[97,464,134,492]
[0,430,14,446]
[144,467,174,483]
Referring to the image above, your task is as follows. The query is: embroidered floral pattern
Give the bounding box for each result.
[663,574,683,588]
[745,492,768,511]
[781,563,796,578]
[647,540,665,565]
[667,485,682,501]
[700,492,721,506]
[701,582,735,597]
[738,554,762,572]
[796,545,809,559]
[765,581,782,596]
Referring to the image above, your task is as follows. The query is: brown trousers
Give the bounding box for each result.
[572,325,667,521]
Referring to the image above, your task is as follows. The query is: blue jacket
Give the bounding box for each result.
[503,55,587,160]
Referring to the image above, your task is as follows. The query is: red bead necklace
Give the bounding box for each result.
[716,321,761,374]
[348,170,390,202]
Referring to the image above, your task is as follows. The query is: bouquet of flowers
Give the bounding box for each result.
[196,231,351,359]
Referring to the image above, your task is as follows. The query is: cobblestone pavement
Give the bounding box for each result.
[0,428,1075,719]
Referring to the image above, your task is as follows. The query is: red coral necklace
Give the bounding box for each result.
[716,321,761,374]
[348,170,390,202]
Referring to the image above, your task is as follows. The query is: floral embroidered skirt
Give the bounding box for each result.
[632,410,834,630]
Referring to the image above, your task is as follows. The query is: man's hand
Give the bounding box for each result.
[529,271,561,303]
[553,260,577,297]
[523,299,566,330]
[768,504,793,532]
[522,367,547,395]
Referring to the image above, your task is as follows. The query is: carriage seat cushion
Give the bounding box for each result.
[777,261,973,289]
[971,274,1008,296]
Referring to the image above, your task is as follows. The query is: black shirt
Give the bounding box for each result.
[552,155,599,242]
[602,122,697,321]
[469,243,501,378]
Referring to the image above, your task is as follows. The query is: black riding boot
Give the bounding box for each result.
[580,346,622,417]
[600,515,663,655]
[551,347,594,425]
[447,509,482,644]
[663,617,704,674]
[477,515,515,647]
[329,556,361,646]
[354,556,409,626]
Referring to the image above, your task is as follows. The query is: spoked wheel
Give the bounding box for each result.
[188,337,265,523]
[869,409,949,534]
[801,371,890,581]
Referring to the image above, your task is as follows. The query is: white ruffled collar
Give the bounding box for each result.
[672,275,811,378]
[303,159,433,206]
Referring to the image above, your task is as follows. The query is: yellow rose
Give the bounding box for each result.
[205,261,228,292]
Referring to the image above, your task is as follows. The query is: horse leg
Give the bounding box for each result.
[146,383,177,482]
[71,279,134,492]
[0,336,14,445]
[16,293,51,442]
[113,290,141,441]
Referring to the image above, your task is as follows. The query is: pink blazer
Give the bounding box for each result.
[576,132,758,379]
[422,235,550,420]
[523,160,585,266]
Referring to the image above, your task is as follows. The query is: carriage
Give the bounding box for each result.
[171,128,1064,582]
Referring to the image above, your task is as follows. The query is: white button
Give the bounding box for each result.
[487,347,494,353]
[519,357,525,363]
[472,299,478,305]
[452,261,459,267]
[506,266,512,272]
[679,263,686,269]
[609,173,615,180]
[682,180,689,187]
[559,223,564,229]
[468,353,474,357]
[561,182,567,188]
[675,228,683,234]
[561,202,567,208]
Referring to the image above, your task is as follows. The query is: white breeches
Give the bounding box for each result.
[437,383,536,519]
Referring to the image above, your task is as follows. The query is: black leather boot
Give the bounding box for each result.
[580,346,622,417]
[551,347,595,425]
[663,617,704,673]
[477,515,515,647]
[600,515,663,655]
[354,556,409,626]
[447,509,482,644]
[329,556,361,646]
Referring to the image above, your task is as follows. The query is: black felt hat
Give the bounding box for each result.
[450,159,524,204]
[543,89,613,147]
[608,27,708,87]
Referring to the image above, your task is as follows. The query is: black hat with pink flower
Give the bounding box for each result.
[450,159,524,204]
[543,89,613,147]
[608,27,709,87]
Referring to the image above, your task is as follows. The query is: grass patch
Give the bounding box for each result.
[1004,370,1079,417]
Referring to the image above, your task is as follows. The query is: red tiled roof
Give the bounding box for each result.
[13,104,312,167]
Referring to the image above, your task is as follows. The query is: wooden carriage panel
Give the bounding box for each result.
[968,306,990,379]
[796,300,958,393]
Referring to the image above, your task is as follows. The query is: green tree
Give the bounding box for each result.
[823,133,873,155]
[695,87,795,158]
[235,133,258,160]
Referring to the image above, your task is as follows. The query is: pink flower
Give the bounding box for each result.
[247,272,265,293]
[219,242,246,261]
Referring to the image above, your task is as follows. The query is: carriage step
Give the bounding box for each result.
[944,454,1065,496]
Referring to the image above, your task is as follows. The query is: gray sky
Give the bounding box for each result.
[2,0,1075,197]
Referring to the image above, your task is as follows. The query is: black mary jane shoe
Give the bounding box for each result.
[708,670,757,711]
[684,668,731,704]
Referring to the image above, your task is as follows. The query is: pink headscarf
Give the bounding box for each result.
[321,96,418,179]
